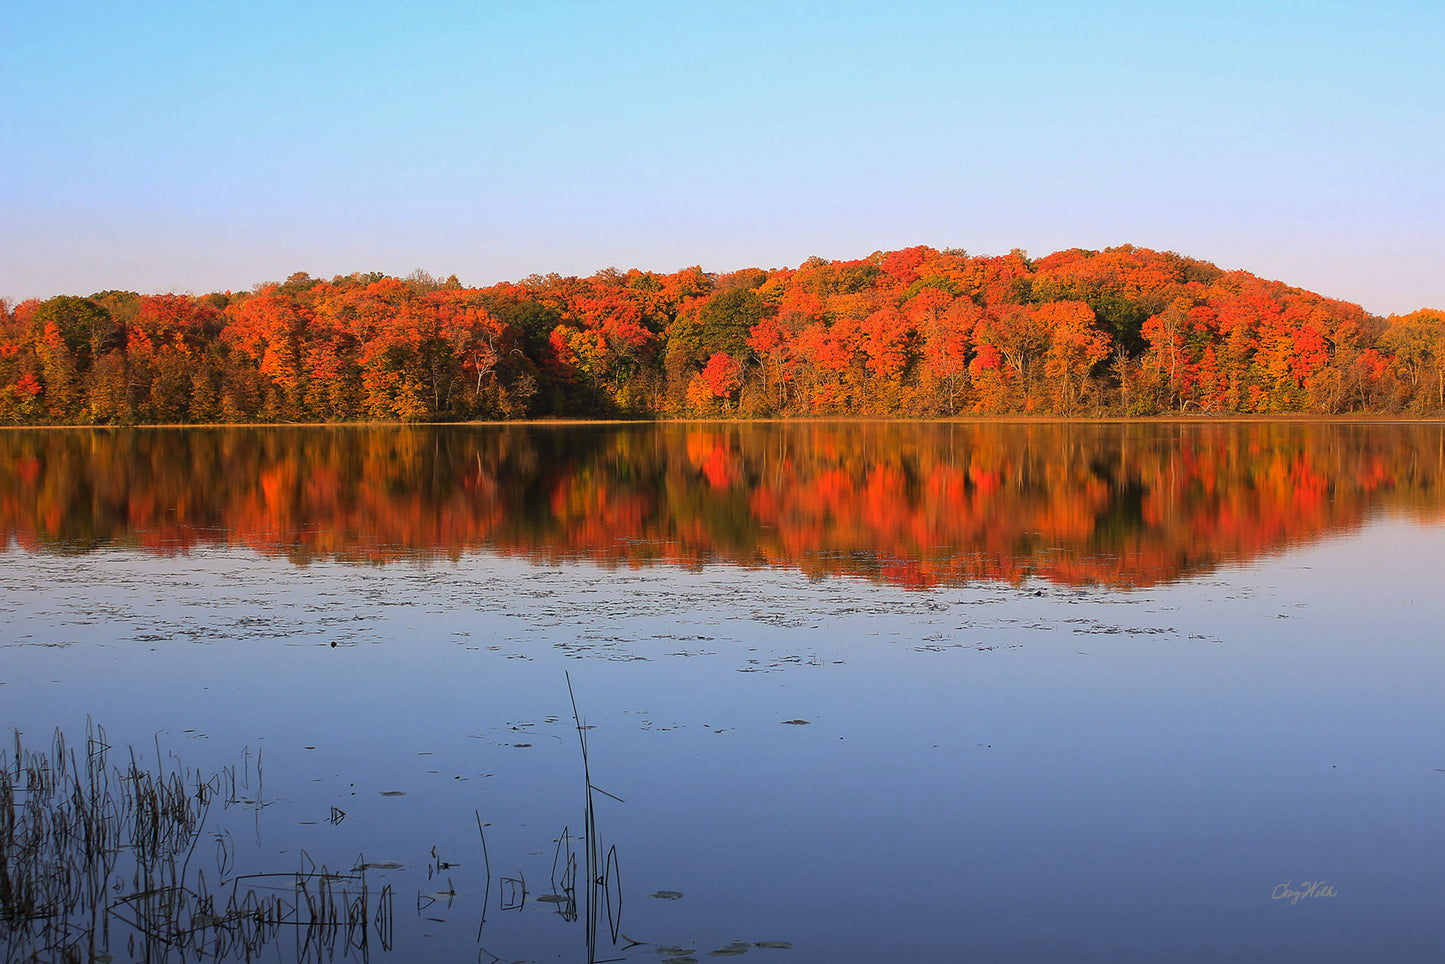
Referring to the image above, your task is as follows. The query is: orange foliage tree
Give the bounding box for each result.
[0,245,1437,423]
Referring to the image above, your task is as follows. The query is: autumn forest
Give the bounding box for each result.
[3,245,1445,424]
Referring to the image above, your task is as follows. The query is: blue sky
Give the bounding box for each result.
[3,0,1441,314]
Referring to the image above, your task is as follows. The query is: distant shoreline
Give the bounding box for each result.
[3,414,1442,431]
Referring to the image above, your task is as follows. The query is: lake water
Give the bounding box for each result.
[2,422,1444,963]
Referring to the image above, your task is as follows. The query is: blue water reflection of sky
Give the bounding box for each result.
[2,516,1443,961]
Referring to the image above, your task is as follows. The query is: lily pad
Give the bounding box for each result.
[648,889,685,900]
[379,790,406,797]
[754,941,793,949]
[780,719,810,725]
[709,941,751,956]
[537,893,570,904]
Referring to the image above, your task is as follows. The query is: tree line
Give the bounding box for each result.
[3,245,1443,423]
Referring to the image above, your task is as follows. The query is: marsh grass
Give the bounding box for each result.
[7,690,642,962]
[481,678,627,963]
[567,673,624,963]
[0,722,391,963]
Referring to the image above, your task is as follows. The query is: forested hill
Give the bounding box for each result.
[3,245,1443,424]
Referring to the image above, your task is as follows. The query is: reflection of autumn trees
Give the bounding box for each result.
[2,424,1442,587]
[4,247,1445,424]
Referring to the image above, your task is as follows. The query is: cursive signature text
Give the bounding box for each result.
[1272,880,1338,905]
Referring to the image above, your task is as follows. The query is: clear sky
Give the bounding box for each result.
[3,0,1441,315]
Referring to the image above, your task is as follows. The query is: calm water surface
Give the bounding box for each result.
[2,423,1444,962]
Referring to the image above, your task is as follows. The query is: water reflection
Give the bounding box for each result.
[2,422,1442,586]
